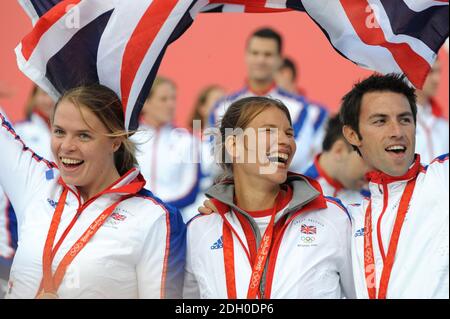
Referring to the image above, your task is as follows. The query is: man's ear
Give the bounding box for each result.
[342,125,362,149]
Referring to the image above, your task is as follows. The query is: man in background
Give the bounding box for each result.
[209,27,328,173]
[304,114,370,204]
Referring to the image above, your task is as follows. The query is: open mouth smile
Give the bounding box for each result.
[60,157,85,169]
[266,152,289,165]
[385,145,406,154]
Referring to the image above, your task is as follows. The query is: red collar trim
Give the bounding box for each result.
[366,155,423,184]
[246,81,277,96]
[210,198,231,215]
[212,172,328,216]
[314,154,344,192]
[58,167,145,199]
[242,185,293,218]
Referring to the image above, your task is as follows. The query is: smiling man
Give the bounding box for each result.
[341,73,449,299]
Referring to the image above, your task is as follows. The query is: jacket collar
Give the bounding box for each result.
[365,154,424,185]
[58,167,146,200]
[245,81,277,96]
[205,172,325,218]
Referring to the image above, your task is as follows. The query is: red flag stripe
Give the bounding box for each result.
[208,0,290,12]
[120,0,179,116]
[21,0,82,61]
[208,0,263,5]
[243,7,290,13]
[340,0,431,88]
[227,0,269,10]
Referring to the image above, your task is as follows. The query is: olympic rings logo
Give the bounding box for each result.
[250,274,261,289]
[301,236,315,243]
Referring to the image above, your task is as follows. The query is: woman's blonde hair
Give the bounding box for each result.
[146,76,176,101]
[53,84,138,176]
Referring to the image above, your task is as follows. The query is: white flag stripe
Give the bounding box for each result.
[191,0,210,18]
[265,0,288,9]
[18,0,41,25]
[16,43,61,101]
[403,0,449,12]
[125,0,196,129]
[301,0,403,74]
[220,4,246,12]
[97,0,155,101]
[200,3,222,12]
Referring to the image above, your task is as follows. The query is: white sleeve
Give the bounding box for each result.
[136,204,186,299]
[0,186,15,260]
[428,154,449,195]
[339,216,357,299]
[438,121,449,155]
[329,201,356,299]
[183,263,201,299]
[0,113,54,217]
[182,224,200,299]
[164,133,200,209]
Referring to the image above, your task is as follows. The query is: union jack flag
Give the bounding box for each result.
[301,224,317,235]
[16,0,449,130]
[111,212,127,222]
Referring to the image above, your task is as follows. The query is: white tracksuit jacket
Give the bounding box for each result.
[183,174,356,299]
[132,124,201,213]
[0,113,186,299]
[350,154,449,299]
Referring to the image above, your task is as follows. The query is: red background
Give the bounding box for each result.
[0,3,448,126]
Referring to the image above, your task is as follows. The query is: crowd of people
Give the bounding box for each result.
[0,27,448,299]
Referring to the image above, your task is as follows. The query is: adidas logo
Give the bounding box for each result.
[355,228,365,237]
[47,198,58,209]
[210,236,223,250]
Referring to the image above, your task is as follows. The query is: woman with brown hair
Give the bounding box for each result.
[183,96,355,299]
[0,84,185,298]
[184,86,225,221]
[188,85,225,133]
